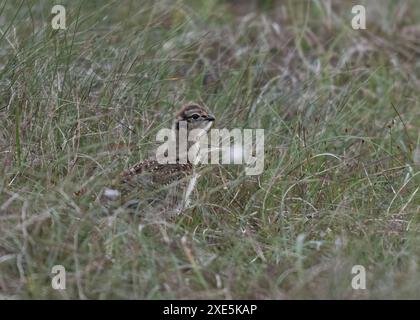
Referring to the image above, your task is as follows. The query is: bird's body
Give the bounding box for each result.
[121,160,193,188]
[101,103,215,218]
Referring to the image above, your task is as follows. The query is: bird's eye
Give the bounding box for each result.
[191,114,200,119]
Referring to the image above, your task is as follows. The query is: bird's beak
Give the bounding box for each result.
[206,115,215,122]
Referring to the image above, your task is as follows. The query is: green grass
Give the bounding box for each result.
[0,0,419,299]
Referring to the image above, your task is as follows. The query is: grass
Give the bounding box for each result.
[0,0,419,299]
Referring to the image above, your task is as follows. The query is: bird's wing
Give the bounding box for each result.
[111,160,193,211]
[120,159,193,188]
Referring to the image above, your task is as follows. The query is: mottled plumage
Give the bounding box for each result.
[120,160,193,187]
[101,103,215,217]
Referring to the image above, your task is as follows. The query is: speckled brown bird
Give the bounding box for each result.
[101,103,215,217]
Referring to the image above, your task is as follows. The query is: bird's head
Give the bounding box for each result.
[175,103,215,133]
